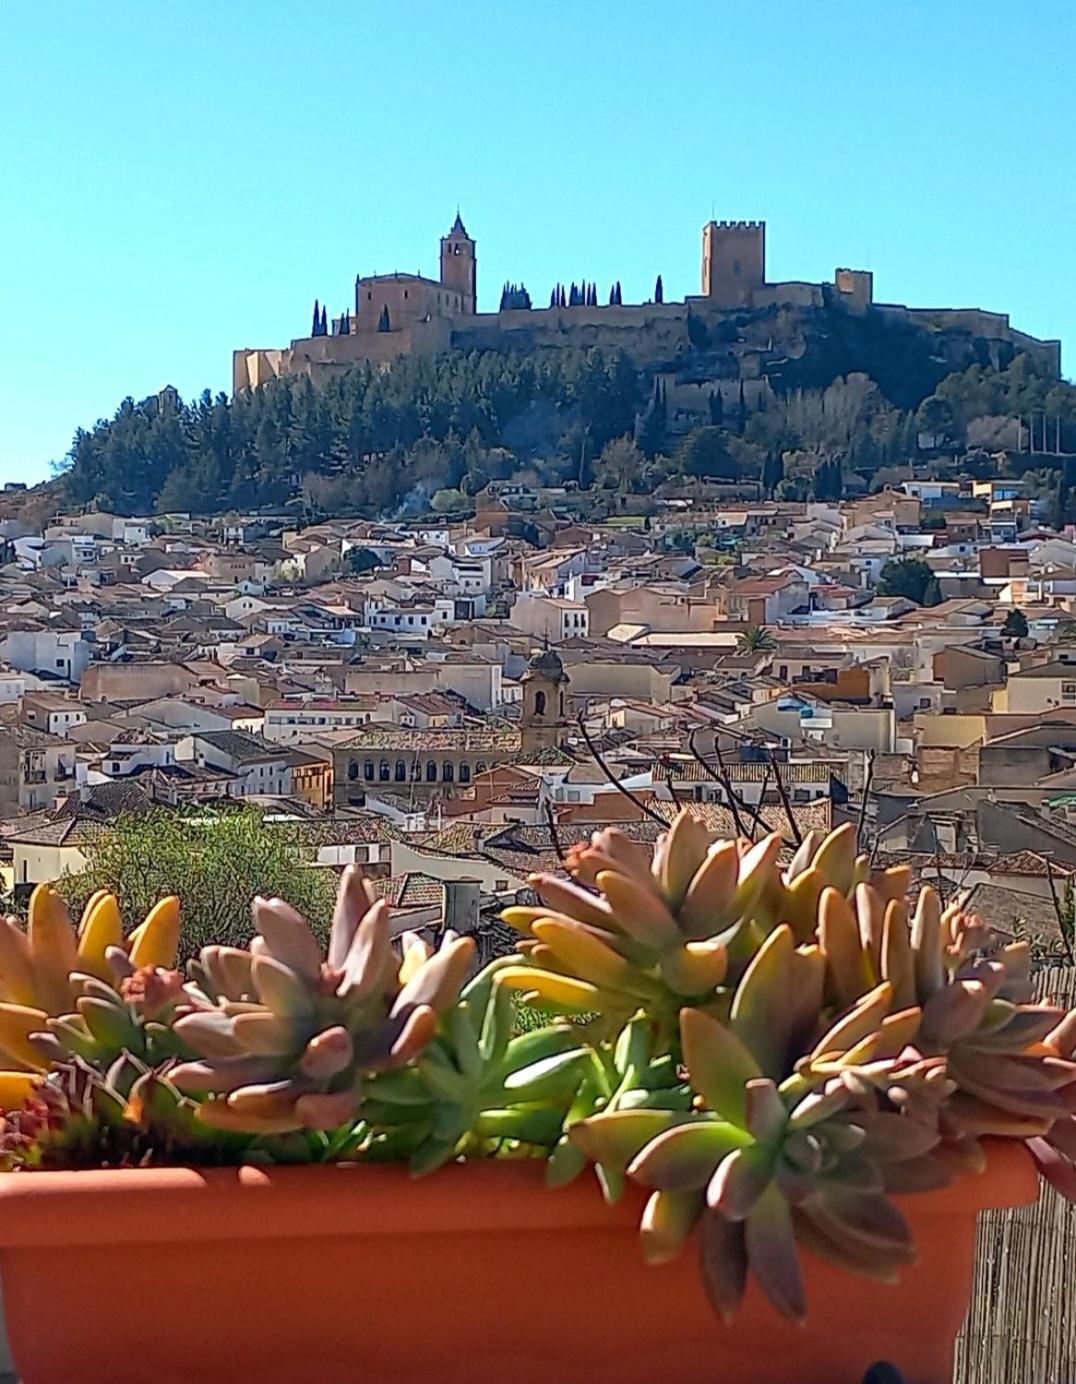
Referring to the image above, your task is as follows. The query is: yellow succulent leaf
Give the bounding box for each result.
[0,1071,39,1111]
[76,894,124,978]
[128,897,181,970]
[27,885,78,1015]
[77,890,112,940]
[495,965,624,1015]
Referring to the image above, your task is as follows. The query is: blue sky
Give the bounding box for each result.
[3,1,1074,483]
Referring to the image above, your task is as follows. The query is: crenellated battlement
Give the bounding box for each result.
[232,211,1062,394]
[702,219,766,306]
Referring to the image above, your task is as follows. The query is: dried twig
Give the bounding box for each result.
[768,749,802,846]
[662,758,686,811]
[576,713,667,827]
[1043,854,1076,967]
[928,817,948,907]
[687,729,750,838]
[543,799,568,866]
[856,749,876,852]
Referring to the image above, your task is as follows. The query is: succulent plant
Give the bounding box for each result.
[0,886,181,1090]
[569,926,949,1322]
[498,821,917,1039]
[0,1054,247,1171]
[168,868,476,1135]
[499,816,784,1031]
[5,810,1076,1333]
[362,959,592,1172]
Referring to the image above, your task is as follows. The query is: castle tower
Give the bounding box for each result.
[520,648,569,756]
[702,220,766,307]
[440,211,477,315]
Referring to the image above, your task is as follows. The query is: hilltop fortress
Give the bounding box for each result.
[233,214,1060,396]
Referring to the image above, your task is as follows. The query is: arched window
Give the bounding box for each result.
[535,690,547,717]
[459,762,471,785]
[443,761,454,783]
[363,760,375,782]
[395,760,407,782]
[411,760,422,779]
[347,760,359,781]
[426,760,437,782]
[476,761,487,776]
[379,760,390,782]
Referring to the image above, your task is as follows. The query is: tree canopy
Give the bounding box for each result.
[58,807,336,961]
[876,557,942,606]
[61,348,643,518]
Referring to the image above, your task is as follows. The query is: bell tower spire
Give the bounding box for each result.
[440,211,476,315]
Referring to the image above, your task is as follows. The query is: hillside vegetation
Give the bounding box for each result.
[59,336,1076,518]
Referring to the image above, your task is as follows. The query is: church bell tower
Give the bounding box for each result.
[520,648,569,756]
[440,211,477,315]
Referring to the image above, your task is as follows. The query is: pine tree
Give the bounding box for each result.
[762,451,785,497]
[654,274,664,304]
[312,299,321,336]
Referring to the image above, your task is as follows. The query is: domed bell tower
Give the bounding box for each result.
[521,648,569,755]
[440,211,476,315]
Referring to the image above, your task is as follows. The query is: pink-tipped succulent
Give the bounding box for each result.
[168,868,475,1134]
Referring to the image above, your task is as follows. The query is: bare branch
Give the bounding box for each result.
[687,729,749,837]
[768,749,802,846]
[1044,853,1076,967]
[543,799,568,866]
[576,713,667,827]
[856,750,876,852]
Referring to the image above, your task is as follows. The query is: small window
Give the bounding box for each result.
[535,690,547,717]
[379,760,391,782]
[363,759,375,782]
[395,760,407,782]
[443,761,454,783]
[459,762,471,785]
[476,761,487,776]
[426,760,437,782]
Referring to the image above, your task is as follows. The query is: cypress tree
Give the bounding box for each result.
[320,305,328,335]
[654,274,664,304]
[738,380,747,430]
[378,305,390,332]
[609,284,616,305]
[709,389,723,427]
[615,281,623,305]
[312,299,321,336]
[550,287,558,308]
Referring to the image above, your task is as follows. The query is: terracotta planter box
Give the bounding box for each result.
[0,1141,1037,1384]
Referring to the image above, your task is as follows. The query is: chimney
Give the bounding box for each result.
[443,877,481,936]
